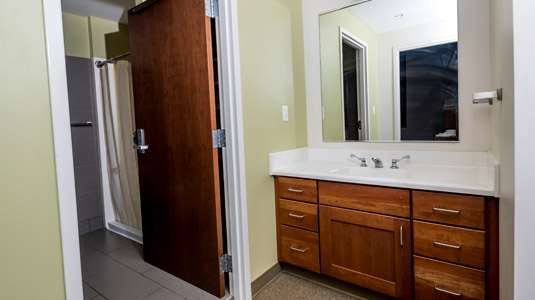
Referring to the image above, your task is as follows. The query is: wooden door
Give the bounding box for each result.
[319,206,412,300]
[128,0,225,297]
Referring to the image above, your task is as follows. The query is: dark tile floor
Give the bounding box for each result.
[79,229,223,300]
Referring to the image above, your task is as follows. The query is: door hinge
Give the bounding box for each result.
[213,129,226,148]
[219,254,232,273]
[206,0,219,18]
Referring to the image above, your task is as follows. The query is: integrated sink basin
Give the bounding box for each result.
[329,165,411,179]
[269,148,498,196]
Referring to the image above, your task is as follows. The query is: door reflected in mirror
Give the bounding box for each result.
[320,0,459,142]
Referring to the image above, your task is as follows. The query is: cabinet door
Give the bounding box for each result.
[319,206,412,300]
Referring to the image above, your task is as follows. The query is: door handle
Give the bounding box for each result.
[287,188,304,193]
[133,129,149,154]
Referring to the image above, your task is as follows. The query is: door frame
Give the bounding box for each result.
[338,26,370,141]
[43,0,251,299]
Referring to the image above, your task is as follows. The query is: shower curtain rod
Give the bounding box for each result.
[95,51,131,68]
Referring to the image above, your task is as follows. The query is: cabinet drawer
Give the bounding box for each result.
[277,177,318,203]
[279,225,320,273]
[413,191,485,229]
[319,181,410,218]
[414,256,485,300]
[414,221,485,269]
[278,199,318,231]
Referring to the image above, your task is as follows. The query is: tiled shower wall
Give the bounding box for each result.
[65,56,104,235]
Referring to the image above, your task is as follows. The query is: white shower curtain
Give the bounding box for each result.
[100,61,142,230]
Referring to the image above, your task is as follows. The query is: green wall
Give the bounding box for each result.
[63,13,91,58]
[320,10,379,141]
[0,1,66,299]
[88,16,130,59]
[62,13,130,59]
[238,0,307,281]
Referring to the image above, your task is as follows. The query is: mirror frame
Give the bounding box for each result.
[317,0,460,143]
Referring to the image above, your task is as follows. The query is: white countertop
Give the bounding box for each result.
[269,148,499,197]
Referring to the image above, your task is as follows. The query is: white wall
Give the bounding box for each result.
[304,0,493,151]
[376,18,457,140]
[512,0,535,298]
[489,0,515,298]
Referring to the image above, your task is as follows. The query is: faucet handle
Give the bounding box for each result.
[391,155,411,169]
[350,154,367,167]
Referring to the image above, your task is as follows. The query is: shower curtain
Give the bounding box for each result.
[100,61,142,230]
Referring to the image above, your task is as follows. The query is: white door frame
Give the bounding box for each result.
[338,27,370,141]
[42,0,251,299]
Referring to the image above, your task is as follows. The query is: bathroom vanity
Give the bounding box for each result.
[270,148,499,300]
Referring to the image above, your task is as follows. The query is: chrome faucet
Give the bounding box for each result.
[350,154,367,167]
[371,157,383,168]
[391,155,411,169]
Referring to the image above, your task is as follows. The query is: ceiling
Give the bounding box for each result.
[61,0,136,24]
[347,0,457,34]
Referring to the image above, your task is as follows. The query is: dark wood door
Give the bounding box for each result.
[128,0,224,297]
[319,206,412,300]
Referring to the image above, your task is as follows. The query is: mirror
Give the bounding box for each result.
[320,0,459,142]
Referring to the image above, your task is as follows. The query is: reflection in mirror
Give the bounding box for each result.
[320,0,458,142]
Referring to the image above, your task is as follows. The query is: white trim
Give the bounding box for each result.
[338,27,370,141]
[218,0,252,299]
[42,0,84,299]
[304,0,492,150]
[392,37,457,140]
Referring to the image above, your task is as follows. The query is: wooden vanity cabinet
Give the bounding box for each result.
[273,176,498,300]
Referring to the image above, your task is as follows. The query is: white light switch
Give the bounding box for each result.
[373,105,376,115]
[282,105,289,122]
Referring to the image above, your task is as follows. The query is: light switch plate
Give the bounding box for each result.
[282,105,289,122]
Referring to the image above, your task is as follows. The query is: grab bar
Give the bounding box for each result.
[71,121,93,127]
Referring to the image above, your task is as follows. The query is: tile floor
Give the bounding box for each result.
[79,229,222,300]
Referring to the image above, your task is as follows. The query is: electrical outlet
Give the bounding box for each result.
[282,106,289,122]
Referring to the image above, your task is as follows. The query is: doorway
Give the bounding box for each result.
[339,27,369,141]
[47,0,250,299]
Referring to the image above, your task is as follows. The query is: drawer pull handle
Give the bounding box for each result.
[433,207,461,214]
[434,240,461,249]
[288,188,304,193]
[434,285,462,296]
[290,246,308,253]
[289,213,305,219]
